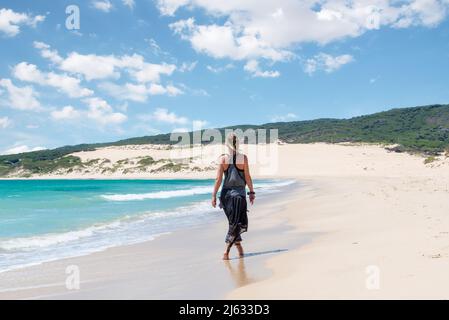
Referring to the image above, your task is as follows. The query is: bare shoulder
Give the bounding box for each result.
[218,154,228,164]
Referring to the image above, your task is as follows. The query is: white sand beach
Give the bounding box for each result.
[1,143,449,299]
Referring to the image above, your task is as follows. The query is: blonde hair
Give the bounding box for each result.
[225,132,240,154]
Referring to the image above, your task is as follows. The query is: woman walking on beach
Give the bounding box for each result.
[212,133,256,260]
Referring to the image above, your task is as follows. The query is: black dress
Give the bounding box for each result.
[219,154,248,245]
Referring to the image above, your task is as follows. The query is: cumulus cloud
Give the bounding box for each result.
[51,101,126,126]
[3,145,45,155]
[179,61,198,72]
[132,63,177,83]
[0,8,45,37]
[172,127,190,133]
[0,116,11,129]
[192,119,208,129]
[33,42,177,83]
[304,53,354,75]
[0,78,41,111]
[244,60,280,78]
[170,18,293,62]
[99,82,183,102]
[13,62,94,98]
[98,82,149,102]
[151,108,188,124]
[122,0,136,9]
[271,113,297,122]
[92,0,113,12]
[162,0,449,76]
[51,106,81,120]
[148,83,184,96]
[156,0,189,16]
[83,97,127,125]
[206,63,234,73]
[33,41,63,64]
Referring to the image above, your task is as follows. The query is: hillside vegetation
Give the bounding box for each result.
[1,104,448,177]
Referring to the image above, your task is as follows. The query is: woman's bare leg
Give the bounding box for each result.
[235,242,244,258]
[223,243,232,260]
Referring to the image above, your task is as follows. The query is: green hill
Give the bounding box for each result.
[1,104,448,177]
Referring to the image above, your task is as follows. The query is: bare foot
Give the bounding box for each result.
[235,243,244,258]
[222,252,230,260]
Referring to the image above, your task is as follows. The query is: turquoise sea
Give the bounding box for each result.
[0,179,294,272]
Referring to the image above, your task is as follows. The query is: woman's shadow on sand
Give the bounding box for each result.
[223,249,288,287]
[238,248,288,259]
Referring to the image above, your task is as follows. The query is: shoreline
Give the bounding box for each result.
[0,179,305,299]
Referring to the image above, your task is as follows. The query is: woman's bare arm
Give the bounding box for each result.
[212,156,224,207]
[244,155,255,204]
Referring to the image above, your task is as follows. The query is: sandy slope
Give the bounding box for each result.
[229,144,449,299]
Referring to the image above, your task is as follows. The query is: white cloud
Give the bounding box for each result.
[192,119,208,129]
[83,97,127,125]
[0,8,45,37]
[99,82,149,102]
[145,38,172,57]
[172,127,190,133]
[156,0,190,16]
[148,83,184,96]
[60,52,121,81]
[304,53,354,75]
[13,62,94,98]
[132,63,176,83]
[3,145,45,155]
[99,82,183,102]
[92,0,113,12]
[271,113,297,122]
[178,83,210,97]
[33,42,178,86]
[162,0,449,76]
[122,0,136,9]
[0,78,41,111]
[179,61,198,72]
[170,18,292,62]
[33,41,63,64]
[12,62,43,82]
[0,116,11,129]
[206,63,234,73]
[151,108,188,124]
[51,106,81,120]
[244,60,280,78]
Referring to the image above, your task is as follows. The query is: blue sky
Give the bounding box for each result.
[0,0,448,154]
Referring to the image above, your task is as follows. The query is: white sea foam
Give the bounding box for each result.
[101,179,296,202]
[0,201,217,253]
[101,186,212,201]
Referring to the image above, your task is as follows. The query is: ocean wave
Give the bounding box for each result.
[0,221,122,251]
[101,180,296,202]
[254,179,296,190]
[0,201,217,252]
[101,186,212,201]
